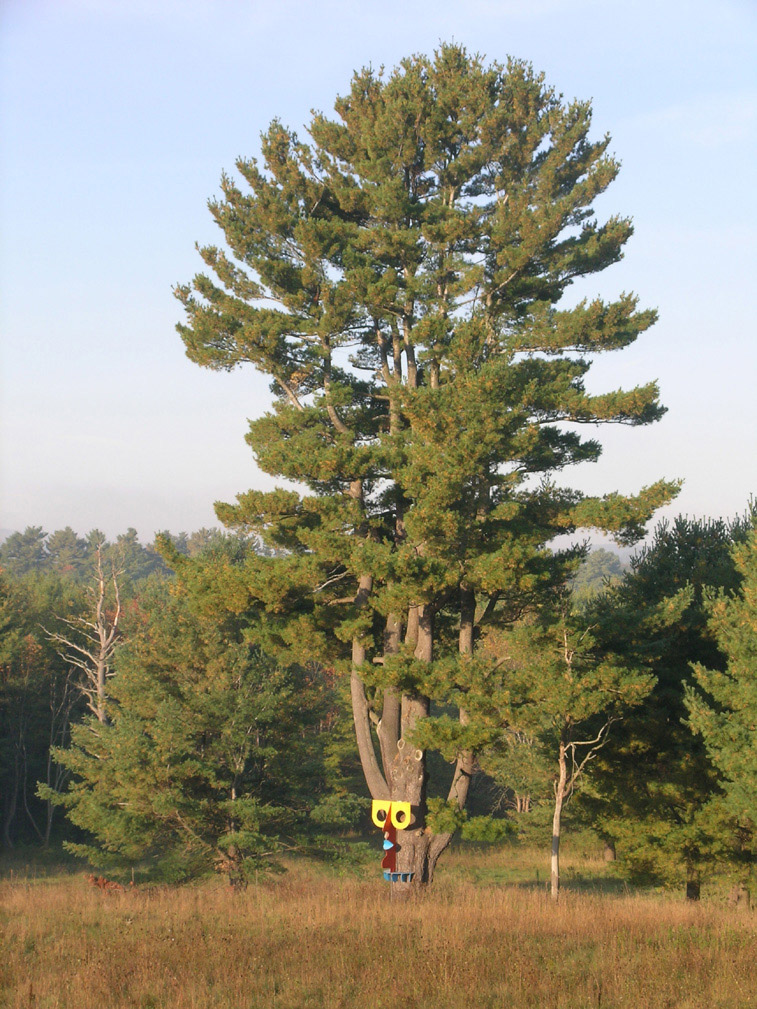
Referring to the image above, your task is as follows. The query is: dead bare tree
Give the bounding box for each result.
[45,544,123,724]
[551,720,616,900]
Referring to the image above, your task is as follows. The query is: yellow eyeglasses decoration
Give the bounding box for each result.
[371,799,411,830]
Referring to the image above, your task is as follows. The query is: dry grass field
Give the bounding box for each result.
[2,846,755,1009]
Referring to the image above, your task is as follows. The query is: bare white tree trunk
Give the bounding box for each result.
[551,741,568,900]
[46,544,122,724]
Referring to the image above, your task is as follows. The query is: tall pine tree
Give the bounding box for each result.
[580,514,754,896]
[687,524,757,839]
[175,46,677,889]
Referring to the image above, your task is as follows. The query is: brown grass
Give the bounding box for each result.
[2,849,755,1009]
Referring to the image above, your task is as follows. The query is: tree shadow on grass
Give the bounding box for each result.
[0,844,85,882]
[512,874,641,897]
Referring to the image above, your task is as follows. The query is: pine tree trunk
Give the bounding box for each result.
[390,700,429,897]
[686,874,701,901]
[447,588,475,809]
[350,575,390,800]
[377,614,401,780]
[350,663,389,800]
[389,608,432,898]
[393,828,453,891]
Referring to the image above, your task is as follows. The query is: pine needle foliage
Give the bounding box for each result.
[579,513,756,894]
[688,523,757,832]
[470,591,652,895]
[175,45,678,887]
[42,579,329,885]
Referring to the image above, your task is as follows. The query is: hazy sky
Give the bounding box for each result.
[1,0,755,543]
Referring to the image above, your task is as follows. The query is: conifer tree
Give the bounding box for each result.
[471,592,651,898]
[571,548,625,603]
[44,578,329,885]
[582,514,754,897]
[175,45,677,889]
[0,527,49,576]
[46,528,91,581]
[687,525,757,832]
[0,571,83,847]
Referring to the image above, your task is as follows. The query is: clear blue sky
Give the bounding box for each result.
[1,0,755,542]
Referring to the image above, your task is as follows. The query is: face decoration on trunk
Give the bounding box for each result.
[371,800,414,882]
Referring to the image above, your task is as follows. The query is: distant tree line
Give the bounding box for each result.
[2,512,756,899]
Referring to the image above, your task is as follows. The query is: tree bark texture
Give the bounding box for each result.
[377,613,401,781]
[551,742,568,900]
[350,575,391,800]
[449,588,475,810]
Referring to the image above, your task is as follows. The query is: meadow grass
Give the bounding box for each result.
[2,844,755,1009]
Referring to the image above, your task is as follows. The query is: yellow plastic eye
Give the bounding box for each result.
[371,799,391,828]
[390,802,411,830]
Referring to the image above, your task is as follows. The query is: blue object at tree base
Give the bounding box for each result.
[383,870,415,883]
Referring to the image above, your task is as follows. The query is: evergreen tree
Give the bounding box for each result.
[571,547,625,603]
[111,528,169,585]
[183,527,223,557]
[44,577,330,885]
[0,571,83,847]
[175,45,677,889]
[0,527,49,576]
[582,514,754,896]
[46,527,91,581]
[687,525,757,837]
[480,728,552,819]
[472,591,650,897]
